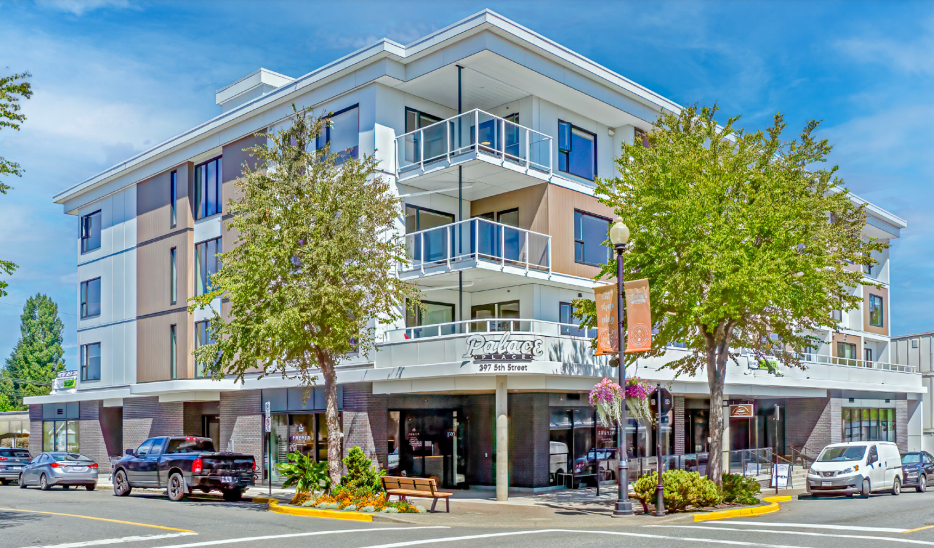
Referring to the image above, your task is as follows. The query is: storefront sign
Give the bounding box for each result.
[730,404,754,418]
[463,332,544,363]
[624,279,652,353]
[594,284,618,356]
[53,370,78,392]
[771,463,790,488]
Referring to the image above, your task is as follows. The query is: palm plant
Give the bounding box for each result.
[276,451,332,494]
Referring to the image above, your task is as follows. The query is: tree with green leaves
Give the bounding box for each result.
[1,294,65,411]
[190,105,418,485]
[0,70,33,297]
[576,104,884,485]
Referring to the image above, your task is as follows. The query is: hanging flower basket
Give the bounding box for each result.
[589,378,624,428]
[625,377,655,424]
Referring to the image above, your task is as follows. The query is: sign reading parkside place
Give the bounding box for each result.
[463,332,545,365]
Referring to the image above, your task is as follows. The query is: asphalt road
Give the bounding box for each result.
[3,484,934,548]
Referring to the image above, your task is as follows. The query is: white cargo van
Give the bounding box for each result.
[807,441,903,497]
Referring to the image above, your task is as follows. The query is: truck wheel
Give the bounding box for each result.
[222,488,243,502]
[861,478,871,498]
[892,476,901,496]
[39,474,50,491]
[167,472,187,502]
[113,469,132,496]
[918,475,927,493]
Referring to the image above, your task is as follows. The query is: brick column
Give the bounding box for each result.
[785,397,844,456]
[183,402,204,436]
[896,399,909,453]
[220,391,262,470]
[342,383,388,469]
[123,397,183,454]
[674,396,685,455]
[508,393,550,488]
[28,404,42,453]
[78,401,112,474]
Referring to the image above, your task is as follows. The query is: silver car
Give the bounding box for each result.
[0,448,32,485]
[19,452,99,491]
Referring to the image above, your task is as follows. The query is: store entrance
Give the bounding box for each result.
[388,409,467,489]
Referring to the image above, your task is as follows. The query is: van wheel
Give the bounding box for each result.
[861,478,871,497]
[917,475,926,493]
[167,472,187,501]
[113,469,132,496]
[892,476,901,496]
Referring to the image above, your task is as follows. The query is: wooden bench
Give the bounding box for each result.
[381,476,452,513]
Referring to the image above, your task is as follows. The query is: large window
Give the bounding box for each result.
[195,237,222,296]
[170,170,177,227]
[194,157,223,220]
[560,302,584,336]
[43,420,79,452]
[80,278,101,319]
[406,300,455,338]
[170,324,178,380]
[843,408,895,442]
[869,294,884,327]
[471,300,520,331]
[317,105,359,163]
[80,342,101,381]
[558,121,596,180]
[574,210,611,266]
[80,210,101,253]
[195,320,215,378]
[170,247,177,305]
[404,107,443,164]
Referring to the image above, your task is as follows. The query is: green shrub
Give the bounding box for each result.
[721,473,761,505]
[632,470,723,512]
[333,446,386,498]
[277,451,332,496]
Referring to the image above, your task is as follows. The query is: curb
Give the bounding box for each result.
[252,496,374,522]
[693,495,792,522]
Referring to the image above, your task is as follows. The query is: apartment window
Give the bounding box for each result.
[558,121,596,180]
[170,170,177,228]
[869,294,884,327]
[559,302,584,337]
[843,408,895,442]
[80,342,101,381]
[317,104,359,163]
[80,278,101,319]
[864,348,873,363]
[80,210,102,253]
[471,300,520,331]
[837,342,857,360]
[405,107,442,133]
[404,107,444,164]
[170,247,177,305]
[574,210,611,267]
[195,237,222,296]
[194,157,223,220]
[195,321,215,378]
[170,324,178,380]
[405,301,455,338]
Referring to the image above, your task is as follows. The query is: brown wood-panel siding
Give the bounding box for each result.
[864,285,889,336]
[137,311,190,382]
[832,332,862,358]
[546,185,616,279]
[222,134,266,208]
[137,232,191,317]
[469,184,548,233]
[137,164,192,243]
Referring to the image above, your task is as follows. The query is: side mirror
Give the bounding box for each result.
[125,448,135,456]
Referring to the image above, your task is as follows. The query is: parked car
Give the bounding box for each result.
[549,441,568,477]
[807,441,903,497]
[19,452,98,490]
[900,451,934,492]
[573,448,619,479]
[111,436,255,501]
[0,447,31,485]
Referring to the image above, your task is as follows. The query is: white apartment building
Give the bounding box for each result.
[27,10,917,492]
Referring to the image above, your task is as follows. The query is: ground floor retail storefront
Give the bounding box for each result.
[26,383,920,490]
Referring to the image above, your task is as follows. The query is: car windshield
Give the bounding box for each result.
[49,453,92,462]
[902,454,922,464]
[818,446,866,462]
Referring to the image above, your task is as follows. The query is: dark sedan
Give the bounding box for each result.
[901,451,934,492]
[0,447,31,485]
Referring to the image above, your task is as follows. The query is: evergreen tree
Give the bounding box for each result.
[1,294,65,410]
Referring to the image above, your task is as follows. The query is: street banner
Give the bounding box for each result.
[594,284,618,356]
[624,278,652,353]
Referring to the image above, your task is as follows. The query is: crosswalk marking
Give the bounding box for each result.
[646,525,934,546]
[19,533,197,548]
[706,520,907,533]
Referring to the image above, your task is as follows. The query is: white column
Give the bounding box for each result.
[496,375,508,501]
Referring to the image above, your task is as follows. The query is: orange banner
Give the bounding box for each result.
[594,284,618,356]
[624,278,652,353]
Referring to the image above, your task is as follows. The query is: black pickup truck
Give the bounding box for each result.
[111,436,255,501]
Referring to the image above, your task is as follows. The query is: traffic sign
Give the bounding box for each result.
[650,387,673,416]
[264,401,271,433]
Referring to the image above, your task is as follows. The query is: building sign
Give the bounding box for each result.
[624,279,652,353]
[730,404,754,418]
[463,332,544,363]
[53,370,78,392]
[594,285,618,356]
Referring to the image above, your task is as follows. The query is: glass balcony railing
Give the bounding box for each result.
[395,109,553,176]
[799,353,916,373]
[400,218,551,275]
[383,318,598,342]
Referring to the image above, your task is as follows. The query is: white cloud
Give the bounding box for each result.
[35,0,132,16]
[834,19,934,75]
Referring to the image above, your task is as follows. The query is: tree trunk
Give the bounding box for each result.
[321,355,342,487]
[706,345,725,488]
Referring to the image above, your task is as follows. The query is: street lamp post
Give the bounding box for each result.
[610,219,633,516]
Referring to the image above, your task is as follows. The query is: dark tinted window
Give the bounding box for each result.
[49,452,91,462]
[0,449,30,458]
[135,439,153,456]
[81,210,102,253]
[574,210,611,266]
[166,438,215,454]
[80,278,101,318]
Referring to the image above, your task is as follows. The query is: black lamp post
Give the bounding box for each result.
[610,218,633,516]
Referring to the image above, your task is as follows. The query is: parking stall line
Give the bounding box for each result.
[645,525,934,546]
[18,533,198,548]
[0,507,194,533]
[149,526,450,548]
[707,520,908,533]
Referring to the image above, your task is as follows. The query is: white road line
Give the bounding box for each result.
[21,533,198,548]
[707,520,908,533]
[149,526,449,548]
[353,529,808,548]
[647,525,934,546]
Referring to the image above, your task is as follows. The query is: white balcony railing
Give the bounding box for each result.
[383,318,597,343]
[800,353,916,373]
[394,108,553,177]
[401,217,551,275]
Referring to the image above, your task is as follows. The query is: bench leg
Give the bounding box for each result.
[430,498,438,513]
[446,497,450,513]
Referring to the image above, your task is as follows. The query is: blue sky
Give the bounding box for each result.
[1,0,932,369]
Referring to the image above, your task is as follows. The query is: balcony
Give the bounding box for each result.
[400,218,551,279]
[800,353,916,373]
[394,109,553,192]
[383,318,597,343]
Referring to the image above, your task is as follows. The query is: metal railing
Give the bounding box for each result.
[400,217,551,275]
[383,318,597,342]
[799,352,916,373]
[788,446,818,468]
[394,108,553,176]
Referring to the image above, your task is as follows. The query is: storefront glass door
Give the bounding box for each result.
[389,409,466,489]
